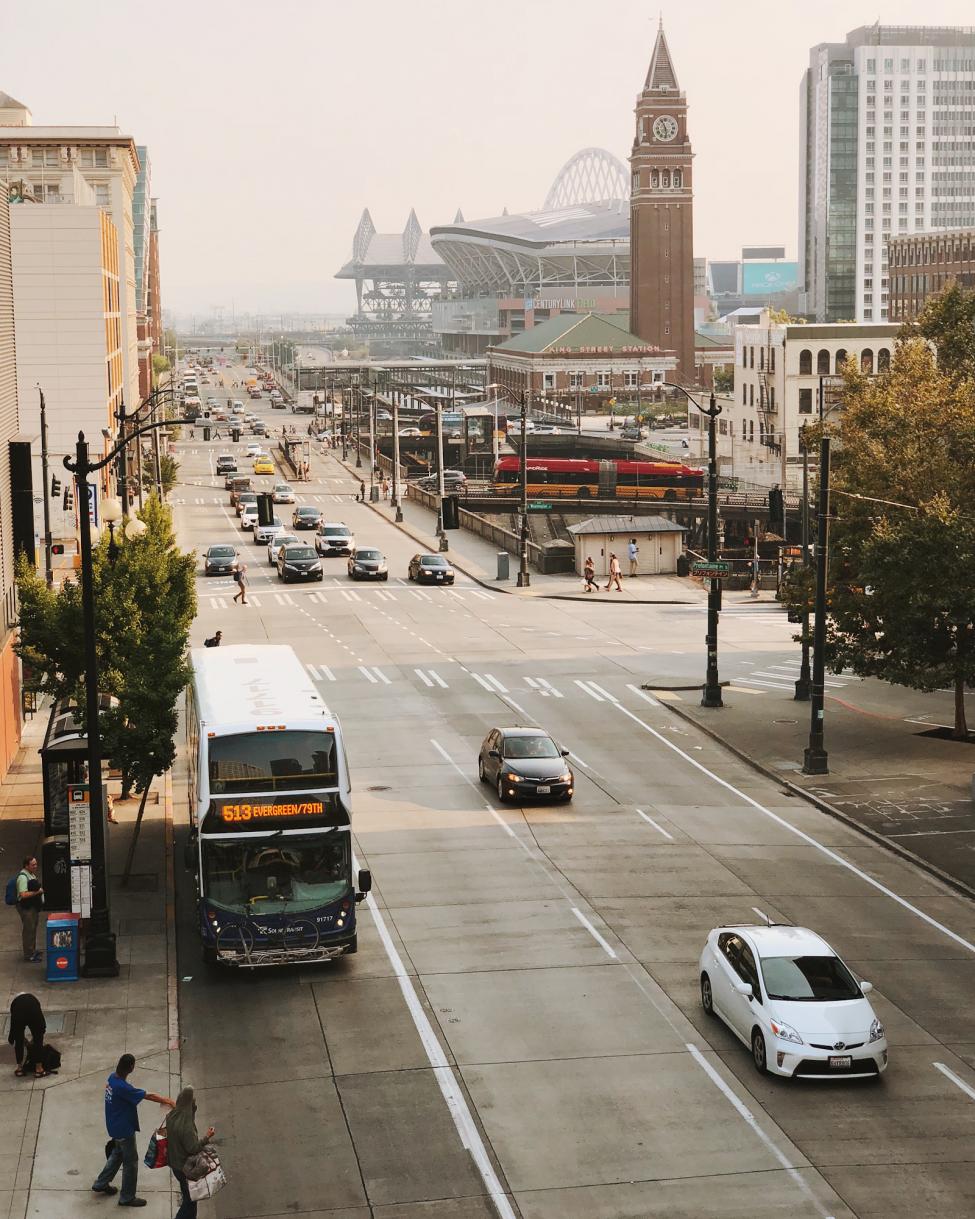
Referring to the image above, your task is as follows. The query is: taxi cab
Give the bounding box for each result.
[253,456,274,475]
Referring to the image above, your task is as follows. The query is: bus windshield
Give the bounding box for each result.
[202,833,350,915]
[208,730,338,794]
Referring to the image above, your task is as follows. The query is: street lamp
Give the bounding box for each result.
[63,413,194,977]
[484,382,530,585]
[662,381,723,707]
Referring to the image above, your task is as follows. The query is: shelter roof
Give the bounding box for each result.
[569,516,687,535]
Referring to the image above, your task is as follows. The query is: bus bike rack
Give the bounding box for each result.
[214,916,346,967]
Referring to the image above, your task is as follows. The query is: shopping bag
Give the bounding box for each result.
[143,1126,168,1169]
[187,1152,227,1201]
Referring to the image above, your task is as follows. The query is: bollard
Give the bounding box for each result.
[497,551,510,581]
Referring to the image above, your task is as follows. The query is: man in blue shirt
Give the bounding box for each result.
[91,1053,174,1207]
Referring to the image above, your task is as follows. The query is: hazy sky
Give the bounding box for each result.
[3,0,974,318]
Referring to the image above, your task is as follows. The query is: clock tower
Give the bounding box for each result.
[629,21,696,385]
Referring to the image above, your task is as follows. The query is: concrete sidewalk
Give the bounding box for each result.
[654,675,975,898]
[1,710,181,1218]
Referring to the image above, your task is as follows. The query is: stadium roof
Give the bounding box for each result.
[431,199,628,250]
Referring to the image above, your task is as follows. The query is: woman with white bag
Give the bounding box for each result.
[165,1087,217,1218]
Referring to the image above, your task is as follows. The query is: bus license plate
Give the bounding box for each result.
[828,1055,852,1069]
[536,784,551,794]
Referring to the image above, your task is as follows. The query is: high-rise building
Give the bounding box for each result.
[629,21,695,383]
[800,24,975,323]
[0,176,22,779]
[0,95,142,409]
[134,146,153,397]
[147,198,163,363]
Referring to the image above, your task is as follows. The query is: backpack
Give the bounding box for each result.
[233,570,241,584]
[4,872,24,906]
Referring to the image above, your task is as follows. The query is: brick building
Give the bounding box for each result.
[888,227,975,320]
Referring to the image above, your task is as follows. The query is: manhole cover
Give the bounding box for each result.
[367,785,391,791]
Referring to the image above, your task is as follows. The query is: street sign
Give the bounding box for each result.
[692,561,732,576]
[527,501,552,511]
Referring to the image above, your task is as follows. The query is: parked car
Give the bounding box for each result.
[277,543,323,583]
[478,726,573,803]
[347,547,388,581]
[408,553,455,584]
[203,544,237,576]
[315,522,354,556]
[417,469,466,493]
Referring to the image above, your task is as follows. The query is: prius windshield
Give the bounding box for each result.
[202,833,350,914]
[761,955,862,1002]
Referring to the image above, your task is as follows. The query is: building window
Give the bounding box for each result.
[749,384,754,406]
[94,184,109,207]
[596,372,609,388]
[799,388,813,415]
[817,349,831,375]
[623,370,639,388]
[543,373,555,390]
[835,348,848,373]
[877,348,891,372]
[860,348,874,374]
[759,347,765,371]
[568,372,584,388]
[742,382,747,404]
[799,349,812,375]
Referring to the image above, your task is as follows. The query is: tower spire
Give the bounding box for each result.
[645,21,679,92]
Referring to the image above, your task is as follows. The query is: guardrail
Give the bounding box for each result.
[405,482,541,565]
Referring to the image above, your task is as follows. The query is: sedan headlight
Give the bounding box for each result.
[504,772,522,783]
[559,771,572,782]
[769,1019,803,1046]
[868,1017,885,1043]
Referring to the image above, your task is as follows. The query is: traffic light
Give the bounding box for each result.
[63,487,73,511]
[51,543,65,556]
[51,474,61,497]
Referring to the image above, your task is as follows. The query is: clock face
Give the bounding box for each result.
[653,115,679,142]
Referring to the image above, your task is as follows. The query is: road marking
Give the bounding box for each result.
[637,809,673,839]
[429,670,448,688]
[371,666,392,685]
[430,738,515,838]
[472,674,493,692]
[469,589,494,601]
[934,1061,975,1103]
[282,593,296,605]
[626,683,660,707]
[568,751,590,770]
[353,858,518,1219]
[751,906,770,922]
[588,681,617,703]
[319,665,336,682]
[524,676,544,695]
[342,590,361,601]
[574,679,603,702]
[608,700,975,957]
[358,666,378,683]
[484,673,508,693]
[571,908,618,960]
[685,1044,832,1218]
[306,664,321,680]
[415,669,434,687]
[537,678,563,699]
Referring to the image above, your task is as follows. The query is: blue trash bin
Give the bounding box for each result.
[46,912,80,982]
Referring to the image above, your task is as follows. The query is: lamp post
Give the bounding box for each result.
[63,413,192,977]
[663,381,723,707]
[802,436,831,775]
[517,389,530,587]
[392,381,403,522]
[435,394,448,551]
[37,385,54,587]
[353,376,362,469]
[794,425,812,701]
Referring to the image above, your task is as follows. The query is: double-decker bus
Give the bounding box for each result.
[186,644,371,967]
[492,456,704,501]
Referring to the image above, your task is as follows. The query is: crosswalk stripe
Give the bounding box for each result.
[429,670,448,689]
[358,666,378,683]
[538,678,563,699]
[472,674,493,692]
[249,595,261,607]
[415,668,434,687]
[588,681,617,702]
[372,667,392,685]
[307,664,321,680]
[575,679,604,702]
[282,593,296,605]
[321,665,336,682]
[342,590,361,601]
[484,673,508,693]
[274,593,285,605]
[469,589,494,601]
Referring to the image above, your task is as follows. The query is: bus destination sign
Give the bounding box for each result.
[202,793,349,833]
[219,800,325,824]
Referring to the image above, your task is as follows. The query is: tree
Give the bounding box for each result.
[713,367,734,394]
[906,281,975,383]
[824,338,975,738]
[142,453,180,498]
[151,353,170,386]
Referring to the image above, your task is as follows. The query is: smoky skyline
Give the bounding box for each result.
[3,0,974,318]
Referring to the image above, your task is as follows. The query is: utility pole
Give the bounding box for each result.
[368,386,376,501]
[37,386,53,587]
[794,426,811,700]
[392,381,403,523]
[517,389,530,587]
[802,436,831,774]
[436,395,448,551]
[701,389,723,707]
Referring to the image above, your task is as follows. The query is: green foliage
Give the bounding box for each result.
[767,307,806,325]
[779,561,814,618]
[142,453,180,497]
[712,367,734,394]
[151,353,171,383]
[826,338,975,736]
[905,281,975,382]
[16,497,197,788]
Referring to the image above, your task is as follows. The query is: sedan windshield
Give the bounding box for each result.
[324,527,351,537]
[202,833,350,915]
[284,547,316,561]
[297,508,318,518]
[503,735,560,760]
[208,546,235,557]
[356,550,382,561]
[421,555,448,567]
[761,955,862,1002]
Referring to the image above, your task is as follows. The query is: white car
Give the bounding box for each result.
[699,924,887,1080]
[253,517,285,545]
[268,533,299,565]
[272,483,296,504]
[245,442,262,458]
[231,400,245,413]
[398,426,423,438]
[240,503,259,530]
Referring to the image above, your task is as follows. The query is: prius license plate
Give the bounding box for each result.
[536,785,551,794]
[828,1055,852,1069]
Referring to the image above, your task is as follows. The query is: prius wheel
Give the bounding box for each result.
[751,1029,767,1075]
[700,972,715,1017]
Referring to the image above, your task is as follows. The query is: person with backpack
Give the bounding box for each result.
[232,565,248,606]
[7,856,43,962]
[583,556,597,593]
[91,1053,175,1206]
[8,992,46,1077]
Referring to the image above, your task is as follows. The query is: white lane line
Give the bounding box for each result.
[934,1061,975,1103]
[751,906,770,922]
[626,683,660,707]
[568,751,591,770]
[415,668,434,687]
[472,673,493,692]
[685,1043,832,1218]
[608,700,975,957]
[484,673,508,693]
[320,666,336,682]
[306,664,321,680]
[524,676,539,688]
[637,809,674,840]
[588,681,617,703]
[430,738,515,838]
[358,666,378,683]
[538,678,563,699]
[429,670,448,689]
[571,908,618,960]
[574,680,603,702]
[500,695,531,718]
[352,858,518,1219]
[372,666,392,685]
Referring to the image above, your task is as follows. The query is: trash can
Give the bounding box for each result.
[496,551,510,581]
[370,485,380,502]
[676,554,690,577]
[203,426,211,442]
[231,427,241,442]
[46,912,81,983]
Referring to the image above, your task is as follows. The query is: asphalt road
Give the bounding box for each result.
[170,362,975,1219]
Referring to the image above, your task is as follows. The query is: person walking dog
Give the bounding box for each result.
[166,1087,216,1219]
[92,1053,175,1206]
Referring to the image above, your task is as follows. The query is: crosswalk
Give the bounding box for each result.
[663,605,793,625]
[730,658,859,693]
[205,584,494,610]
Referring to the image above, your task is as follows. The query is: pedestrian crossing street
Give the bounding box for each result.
[203,584,496,610]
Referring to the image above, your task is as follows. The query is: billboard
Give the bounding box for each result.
[742,261,799,295]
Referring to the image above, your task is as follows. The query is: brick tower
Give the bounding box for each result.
[629,21,696,385]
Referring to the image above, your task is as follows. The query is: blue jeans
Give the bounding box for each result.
[172,1167,197,1219]
[92,1134,138,1203]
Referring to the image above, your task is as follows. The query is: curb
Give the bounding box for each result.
[163,770,180,1054]
[657,696,975,907]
